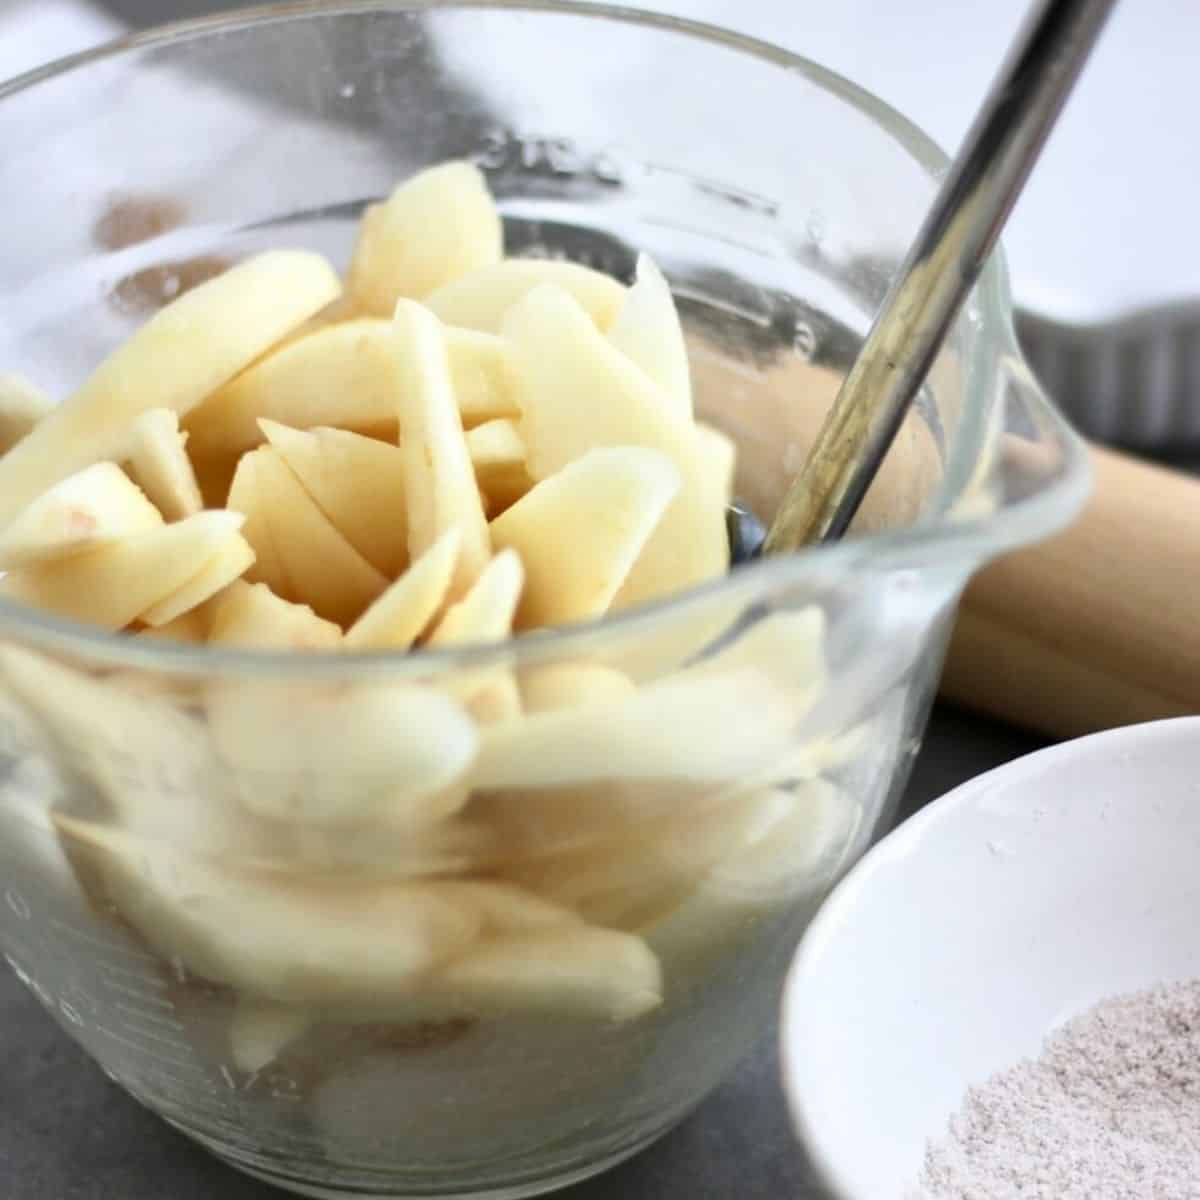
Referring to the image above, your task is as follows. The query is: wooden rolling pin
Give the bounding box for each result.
[941,443,1198,738]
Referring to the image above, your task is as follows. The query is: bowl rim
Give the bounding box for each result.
[0,0,1089,679]
[779,715,1200,1200]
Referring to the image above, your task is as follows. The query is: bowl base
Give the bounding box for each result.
[193,1120,673,1200]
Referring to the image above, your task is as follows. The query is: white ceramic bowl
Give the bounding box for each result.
[781,717,1200,1200]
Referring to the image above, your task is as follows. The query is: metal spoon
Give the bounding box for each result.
[760,0,1117,555]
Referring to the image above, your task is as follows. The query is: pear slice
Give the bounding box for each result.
[229,995,311,1073]
[208,580,343,651]
[427,549,524,722]
[139,533,255,627]
[645,782,861,977]
[427,549,524,648]
[503,285,727,610]
[0,646,239,849]
[208,679,479,826]
[435,881,582,934]
[445,327,518,427]
[0,250,340,527]
[184,319,403,462]
[235,446,387,627]
[608,253,691,419]
[393,300,491,597]
[466,418,532,515]
[0,373,54,454]
[431,926,661,1021]
[225,449,286,594]
[348,163,503,316]
[520,662,636,713]
[473,661,808,793]
[0,510,245,631]
[345,528,460,651]
[64,823,484,1015]
[0,462,162,569]
[504,787,791,930]
[693,421,737,507]
[490,446,679,629]
[135,608,208,645]
[427,259,626,334]
[184,320,513,464]
[122,408,203,520]
[465,418,525,471]
[259,420,408,578]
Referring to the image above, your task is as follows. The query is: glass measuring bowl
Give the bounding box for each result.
[0,4,1088,1198]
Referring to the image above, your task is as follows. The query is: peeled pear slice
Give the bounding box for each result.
[345,528,460,651]
[427,259,626,334]
[225,448,286,592]
[68,826,483,1015]
[645,782,861,977]
[230,995,312,1073]
[393,300,491,597]
[348,162,502,316]
[506,787,794,930]
[0,646,237,849]
[208,679,479,826]
[473,663,807,792]
[431,926,661,1021]
[521,662,637,713]
[608,253,691,419]
[122,408,203,521]
[689,607,826,692]
[259,420,408,577]
[0,373,54,454]
[185,320,513,463]
[491,446,679,629]
[462,673,523,725]
[465,418,532,515]
[208,580,342,650]
[135,608,208,644]
[0,251,340,527]
[0,462,162,569]
[503,285,728,609]
[427,549,523,648]
[465,418,525,471]
[435,880,582,934]
[235,446,387,627]
[693,422,737,507]
[427,549,524,722]
[185,319,402,462]
[290,814,500,879]
[698,779,858,905]
[445,327,518,427]
[139,533,255,627]
[0,510,245,631]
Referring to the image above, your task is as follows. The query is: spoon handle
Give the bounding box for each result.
[764,0,1117,553]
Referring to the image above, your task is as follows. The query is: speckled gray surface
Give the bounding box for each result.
[0,705,1044,1200]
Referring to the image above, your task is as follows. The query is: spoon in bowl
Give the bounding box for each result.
[753,0,1116,557]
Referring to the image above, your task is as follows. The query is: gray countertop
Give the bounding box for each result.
[1,704,1045,1200]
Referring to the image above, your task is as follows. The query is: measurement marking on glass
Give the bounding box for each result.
[94,1025,204,1073]
[96,959,167,986]
[101,978,172,1007]
[49,918,156,962]
[113,1001,184,1032]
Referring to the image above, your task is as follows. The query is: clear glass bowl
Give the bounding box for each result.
[0,4,1088,1198]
